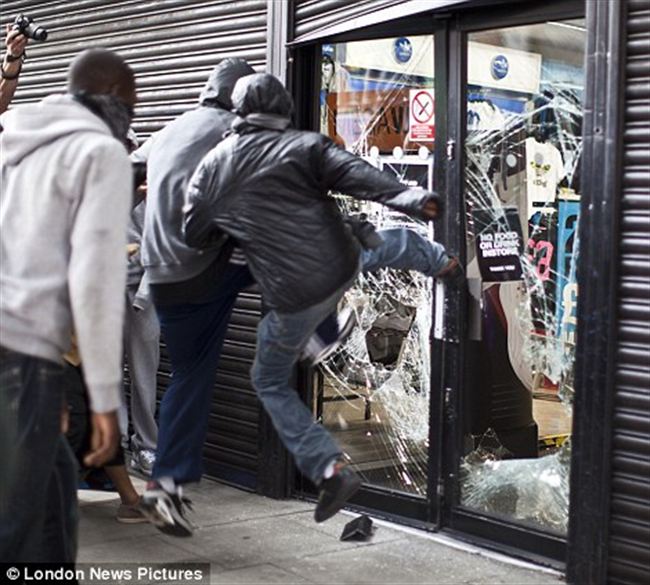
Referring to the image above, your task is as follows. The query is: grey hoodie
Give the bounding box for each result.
[135,58,254,288]
[0,94,132,413]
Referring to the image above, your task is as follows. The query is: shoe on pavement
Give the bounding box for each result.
[116,497,148,524]
[314,462,362,523]
[140,484,193,537]
[131,449,156,476]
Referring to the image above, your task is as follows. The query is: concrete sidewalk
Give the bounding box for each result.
[78,477,564,585]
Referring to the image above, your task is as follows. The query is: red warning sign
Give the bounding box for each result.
[409,89,435,141]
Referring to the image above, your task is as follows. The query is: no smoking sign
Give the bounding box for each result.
[408,89,435,142]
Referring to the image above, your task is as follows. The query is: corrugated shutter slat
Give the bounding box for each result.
[608,0,650,583]
[293,0,406,40]
[5,0,267,491]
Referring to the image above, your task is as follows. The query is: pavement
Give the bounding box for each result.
[77,476,565,585]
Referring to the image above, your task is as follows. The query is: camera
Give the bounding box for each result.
[13,14,48,42]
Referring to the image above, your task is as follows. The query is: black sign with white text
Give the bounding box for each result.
[472,206,524,282]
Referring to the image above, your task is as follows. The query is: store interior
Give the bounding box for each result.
[314,18,586,534]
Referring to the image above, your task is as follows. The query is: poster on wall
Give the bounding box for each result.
[472,206,524,282]
[555,200,580,345]
[527,208,557,335]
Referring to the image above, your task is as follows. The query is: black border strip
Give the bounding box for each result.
[567,0,627,583]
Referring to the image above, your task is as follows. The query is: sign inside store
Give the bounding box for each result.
[473,207,524,282]
[325,89,434,152]
[469,41,541,94]
[393,37,413,63]
[408,89,435,141]
[490,54,509,80]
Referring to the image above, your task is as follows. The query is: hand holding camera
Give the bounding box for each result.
[1,14,47,111]
[1,22,28,84]
[12,13,48,42]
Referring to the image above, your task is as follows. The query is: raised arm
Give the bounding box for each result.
[0,25,28,115]
[320,137,443,220]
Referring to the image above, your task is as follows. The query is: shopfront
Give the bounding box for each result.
[286,0,649,580]
[4,0,647,582]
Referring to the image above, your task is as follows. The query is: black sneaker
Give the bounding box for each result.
[314,463,362,523]
[140,484,193,537]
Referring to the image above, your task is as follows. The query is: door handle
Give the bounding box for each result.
[446,140,456,161]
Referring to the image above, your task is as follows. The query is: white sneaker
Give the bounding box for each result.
[140,484,193,537]
[131,449,156,476]
[308,307,356,366]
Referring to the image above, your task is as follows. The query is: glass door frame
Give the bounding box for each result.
[437,0,585,566]
[287,0,589,564]
[289,17,451,529]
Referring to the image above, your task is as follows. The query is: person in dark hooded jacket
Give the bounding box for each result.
[135,59,347,538]
[183,73,458,524]
[133,59,258,537]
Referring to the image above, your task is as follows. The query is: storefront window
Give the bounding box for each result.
[460,19,586,533]
[315,36,435,495]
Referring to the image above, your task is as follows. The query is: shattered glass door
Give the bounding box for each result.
[315,36,435,495]
[460,20,585,533]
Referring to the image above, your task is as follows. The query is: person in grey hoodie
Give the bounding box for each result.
[135,57,351,539]
[132,58,258,537]
[0,48,136,562]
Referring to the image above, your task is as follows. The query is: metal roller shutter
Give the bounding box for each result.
[1,0,268,135]
[2,0,266,490]
[608,0,650,583]
[293,0,405,40]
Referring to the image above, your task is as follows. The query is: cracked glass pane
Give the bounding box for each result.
[316,36,435,495]
[460,19,585,533]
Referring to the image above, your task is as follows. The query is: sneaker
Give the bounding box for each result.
[305,307,356,366]
[116,497,148,524]
[140,484,193,537]
[131,449,156,476]
[314,462,362,523]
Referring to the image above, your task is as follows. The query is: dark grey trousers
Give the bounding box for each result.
[120,286,160,452]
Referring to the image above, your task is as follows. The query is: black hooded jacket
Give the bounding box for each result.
[137,58,254,299]
[183,73,439,312]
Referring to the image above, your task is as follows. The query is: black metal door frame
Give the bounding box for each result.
[286,0,625,571]
[437,0,586,567]
[289,13,449,525]
[567,1,627,583]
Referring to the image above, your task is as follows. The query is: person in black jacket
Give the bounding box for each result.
[183,73,459,524]
[136,59,349,538]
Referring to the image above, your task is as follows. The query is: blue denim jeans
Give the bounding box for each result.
[0,347,78,563]
[153,264,255,484]
[153,260,347,486]
[251,227,449,483]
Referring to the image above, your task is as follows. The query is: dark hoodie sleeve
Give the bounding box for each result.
[183,150,229,250]
[320,137,442,220]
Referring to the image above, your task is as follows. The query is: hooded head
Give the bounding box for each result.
[231,73,293,118]
[199,58,256,110]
